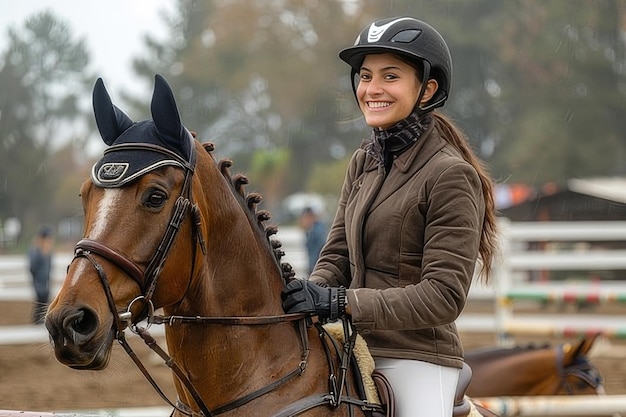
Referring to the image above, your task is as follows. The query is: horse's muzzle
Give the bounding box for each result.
[45,305,114,370]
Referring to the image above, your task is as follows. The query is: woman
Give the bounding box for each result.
[282,16,498,416]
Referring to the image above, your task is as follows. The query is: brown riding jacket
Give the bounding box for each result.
[309,117,485,369]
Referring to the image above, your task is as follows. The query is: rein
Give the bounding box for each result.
[74,240,314,417]
[74,250,214,416]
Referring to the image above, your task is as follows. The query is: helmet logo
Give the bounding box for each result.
[367,17,413,43]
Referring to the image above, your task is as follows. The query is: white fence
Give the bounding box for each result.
[0,253,71,301]
[3,223,626,342]
[463,221,626,416]
[2,223,626,344]
[492,220,626,345]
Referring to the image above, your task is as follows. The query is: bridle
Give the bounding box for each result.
[77,141,201,303]
[71,141,212,414]
[68,142,329,416]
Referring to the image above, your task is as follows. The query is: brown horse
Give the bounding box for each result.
[45,75,496,417]
[465,336,603,397]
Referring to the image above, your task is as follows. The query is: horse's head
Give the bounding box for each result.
[46,75,203,369]
[465,336,604,397]
[558,336,604,395]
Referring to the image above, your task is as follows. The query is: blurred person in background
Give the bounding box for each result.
[299,207,328,275]
[28,226,53,324]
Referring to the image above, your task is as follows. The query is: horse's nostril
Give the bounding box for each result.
[71,308,97,335]
[71,310,88,333]
[62,308,98,339]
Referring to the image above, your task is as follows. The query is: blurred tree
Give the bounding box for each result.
[249,148,290,212]
[364,0,626,186]
[488,0,626,185]
[131,0,383,201]
[307,156,351,197]
[131,0,626,204]
[0,11,92,243]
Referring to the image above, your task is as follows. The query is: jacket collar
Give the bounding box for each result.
[362,113,445,173]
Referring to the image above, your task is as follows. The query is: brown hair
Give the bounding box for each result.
[432,112,499,283]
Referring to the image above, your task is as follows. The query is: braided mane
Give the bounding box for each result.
[202,142,296,283]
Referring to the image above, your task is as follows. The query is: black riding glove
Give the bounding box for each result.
[281,279,346,321]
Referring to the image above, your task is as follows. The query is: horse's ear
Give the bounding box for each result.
[563,335,598,364]
[92,78,134,146]
[151,74,191,159]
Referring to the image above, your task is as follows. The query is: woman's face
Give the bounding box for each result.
[356,53,436,129]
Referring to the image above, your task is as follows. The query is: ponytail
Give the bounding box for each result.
[432,112,499,283]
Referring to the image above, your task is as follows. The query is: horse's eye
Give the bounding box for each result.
[145,190,167,208]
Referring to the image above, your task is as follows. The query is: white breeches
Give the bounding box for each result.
[374,357,460,417]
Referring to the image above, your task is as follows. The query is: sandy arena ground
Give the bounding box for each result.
[0,300,625,413]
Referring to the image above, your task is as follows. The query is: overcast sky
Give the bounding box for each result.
[0,0,175,96]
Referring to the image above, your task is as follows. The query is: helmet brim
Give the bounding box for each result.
[339,44,426,70]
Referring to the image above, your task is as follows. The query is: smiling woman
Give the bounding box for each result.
[356,53,434,129]
[281,16,500,417]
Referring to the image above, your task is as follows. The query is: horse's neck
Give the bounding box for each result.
[163,204,289,340]
[177,220,284,316]
[163,220,303,407]
[160,159,309,406]
[185,160,285,317]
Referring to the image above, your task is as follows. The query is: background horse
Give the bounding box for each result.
[465,336,603,397]
[44,75,497,417]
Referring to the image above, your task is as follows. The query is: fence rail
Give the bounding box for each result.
[475,395,626,416]
[495,219,626,344]
[3,223,626,342]
[0,407,170,416]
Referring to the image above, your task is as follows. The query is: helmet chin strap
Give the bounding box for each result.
[350,67,359,102]
[414,60,432,116]
[416,60,449,115]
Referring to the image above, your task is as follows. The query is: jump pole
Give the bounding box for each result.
[0,407,169,416]
[474,395,626,416]
[504,288,626,305]
[502,320,626,339]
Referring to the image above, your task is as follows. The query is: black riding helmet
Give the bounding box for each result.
[339,17,452,114]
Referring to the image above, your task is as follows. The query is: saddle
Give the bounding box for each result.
[322,322,482,417]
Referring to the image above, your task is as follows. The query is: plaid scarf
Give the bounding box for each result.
[366,112,432,173]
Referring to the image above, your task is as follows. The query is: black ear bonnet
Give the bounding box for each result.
[91,74,195,188]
